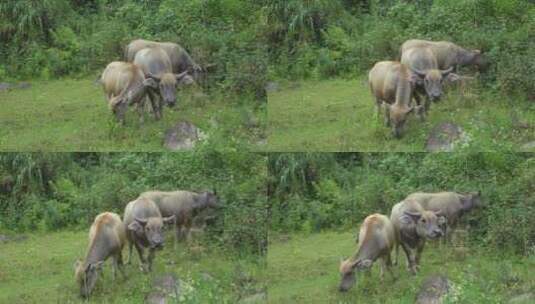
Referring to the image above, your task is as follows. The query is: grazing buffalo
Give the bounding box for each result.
[133,47,194,120]
[74,212,126,298]
[100,61,158,124]
[405,191,483,243]
[401,39,486,71]
[339,213,396,292]
[369,61,424,138]
[401,46,461,108]
[125,39,203,80]
[123,197,175,272]
[390,199,445,275]
[139,190,219,247]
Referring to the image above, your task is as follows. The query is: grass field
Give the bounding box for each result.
[0,230,266,303]
[267,78,534,152]
[267,231,535,304]
[0,78,265,151]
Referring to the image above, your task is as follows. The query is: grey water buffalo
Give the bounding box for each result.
[339,213,396,292]
[74,212,126,297]
[133,47,193,119]
[100,61,158,124]
[139,190,219,246]
[125,39,203,80]
[401,39,486,71]
[123,197,175,272]
[401,46,460,109]
[369,61,424,138]
[390,199,446,275]
[405,191,483,243]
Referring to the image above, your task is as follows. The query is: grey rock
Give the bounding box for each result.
[239,292,267,304]
[0,82,13,91]
[415,275,451,304]
[152,273,180,297]
[163,121,207,151]
[265,81,279,93]
[145,291,167,304]
[509,293,535,304]
[520,141,535,151]
[426,122,466,152]
[16,82,31,89]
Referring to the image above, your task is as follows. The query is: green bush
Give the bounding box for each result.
[269,153,535,255]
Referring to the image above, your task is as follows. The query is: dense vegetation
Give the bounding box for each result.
[0,151,267,255]
[266,0,534,100]
[268,153,534,255]
[0,0,268,98]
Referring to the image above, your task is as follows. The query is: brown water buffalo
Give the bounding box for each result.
[339,213,396,292]
[139,190,219,247]
[401,46,460,113]
[133,47,193,120]
[125,39,203,80]
[100,61,158,124]
[401,39,486,71]
[390,199,446,275]
[405,191,483,243]
[123,197,175,272]
[74,212,126,298]
[369,61,424,138]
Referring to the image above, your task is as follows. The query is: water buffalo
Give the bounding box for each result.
[401,46,460,109]
[401,39,486,71]
[133,47,194,120]
[123,197,175,272]
[369,61,424,138]
[390,199,446,275]
[125,39,203,80]
[339,214,396,292]
[74,212,126,297]
[100,61,158,124]
[405,191,483,243]
[139,190,219,247]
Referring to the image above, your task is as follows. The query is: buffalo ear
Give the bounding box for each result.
[381,102,391,111]
[357,259,373,269]
[90,261,105,271]
[74,259,82,271]
[134,217,148,226]
[143,78,158,89]
[163,215,175,224]
[441,66,454,76]
[446,73,461,83]
[402,210,421,223]
[174,71,188,81]
[409,72,423,85]
[146,72,161,82]
[406,106,415,114]
[128,221,143,233]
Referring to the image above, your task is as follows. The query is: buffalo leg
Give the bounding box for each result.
[126,240,134,264]
[147,249,156,272]
[134,243,147,272]
[147,90,161,120]
[415,241,425,272]
[116,252,126,279]
[401,242,417,275]
[413,93,426,121]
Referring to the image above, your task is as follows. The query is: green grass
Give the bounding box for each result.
[0,78,265,151]
[268,230,535,303]
[0,230,266,303]
[267,78,535,152]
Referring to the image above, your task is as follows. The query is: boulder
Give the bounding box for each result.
[426,122,467,152]
[415,275,452,304]
[265,81,279,93]
[508,293,535,304]
[520,141,535,151]
[163,121,207,151]
[239,291,267,304]
[0,82,13,91]
[17,82,31,90]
